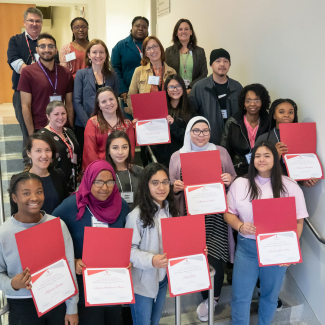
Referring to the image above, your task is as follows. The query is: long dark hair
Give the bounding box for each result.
[105,131,133,173]
[238,83,271,115]
[164,74,192,122]
[92,87,125,133]
[265,98,298,140]
[135,163,178,228]
[70,17,89,41]
[246,141,287,200]
[9,172,43,215]
[172,18,197,49]
[26,133,57,170]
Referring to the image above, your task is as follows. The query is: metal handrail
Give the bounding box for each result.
[0,291,9,325]
[0,159,5,225]
[304,218,325,244]
[147,145,157,163]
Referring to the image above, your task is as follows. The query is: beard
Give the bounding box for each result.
[40,53,56,62]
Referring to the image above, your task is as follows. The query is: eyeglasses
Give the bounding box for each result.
[191,129,210,136]
[38,44,56,50]
[146,44,159,52]
[93,180,116,188]
[149,180,170,187]
[26,19,42,24]
[167,85,182,91]
[73,25,88,30]
[245,99,261,104]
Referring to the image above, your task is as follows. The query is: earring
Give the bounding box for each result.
[30,158,32,164]
[89,59,91,63]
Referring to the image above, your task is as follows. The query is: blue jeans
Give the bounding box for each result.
[231,235,287,325]
[130,275,168,325]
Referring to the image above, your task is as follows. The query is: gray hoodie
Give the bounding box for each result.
[125,203,171,298]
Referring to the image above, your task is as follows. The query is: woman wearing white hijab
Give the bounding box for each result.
[169,116,236,322]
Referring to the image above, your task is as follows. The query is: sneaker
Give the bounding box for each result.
[196,298,218,322]
[276,297,283,311]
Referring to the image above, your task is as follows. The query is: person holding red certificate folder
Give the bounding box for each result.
[255,98,319,188]
[169,116,236,321]
[0,172,78,325]
[52,160,130,325]
[125,163,178,325]
[224,141,308,325]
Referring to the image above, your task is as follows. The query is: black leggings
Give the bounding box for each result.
[201,255,225,300]
[78,303,122,325]
[8,298,66,325]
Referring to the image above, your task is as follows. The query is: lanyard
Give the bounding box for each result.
[49,127,74,163]
[93,71,105,87]
[274,128,280,142]
[25,34,35,63]
[116,170,132,194]
[38,60,58,94]
[180,52,190,76]
[152,65,164,91]
[134,43,142,54]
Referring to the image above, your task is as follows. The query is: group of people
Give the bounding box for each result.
[2,6,319,325]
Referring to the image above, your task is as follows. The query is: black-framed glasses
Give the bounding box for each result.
[38,44,56,50]
[93,180,116,188]
[149,180,170,187]
[26,19,42,24]
[73,25,88,30]
[191,129,210,136]
[167,85,182,91]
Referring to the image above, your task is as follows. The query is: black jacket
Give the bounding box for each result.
[49,168,70,203]
[151,104,197,167]
[165,44,208,88]
[221,110,269,176]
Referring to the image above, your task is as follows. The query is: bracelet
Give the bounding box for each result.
[238,223,244,234]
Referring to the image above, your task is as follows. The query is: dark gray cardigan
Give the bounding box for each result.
[165,44,208,88]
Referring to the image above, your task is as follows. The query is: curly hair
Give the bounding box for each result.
[238,83,271,114]
[135,163,179,228]
[265,98,298,139]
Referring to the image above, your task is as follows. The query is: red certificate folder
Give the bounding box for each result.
[82,227,135,306]
[279,122,324,180]
[161,215,211,297]
[180,150,228,215]
[253,197,302,267]
[15,218,77,317]
[130,91,171,146]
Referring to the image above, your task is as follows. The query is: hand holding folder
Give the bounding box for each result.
[180,150,228,215]
[161,215,211,297]
[130,91,171,146]
[15,218,77,316]
[279,122,323,180]
[82,227,135,306]
[253,197,302,267]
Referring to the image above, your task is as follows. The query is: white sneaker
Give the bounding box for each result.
[196,298,218,322]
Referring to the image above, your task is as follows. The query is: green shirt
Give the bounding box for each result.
[179,52,193,82]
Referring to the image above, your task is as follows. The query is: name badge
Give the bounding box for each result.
[65,52,76,62]
[183,79,190,88]
[34,53,40,61]
[72,153,77,164]
[245,152,252,164]
[221,110,228,119]
[91,215,109,228]
[121,192,134,204]
[148,76,160,85]
[50,95,62,102]
[140,53,143,59]
[189,50,193,57]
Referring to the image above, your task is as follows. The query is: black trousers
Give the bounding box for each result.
[201,255,225,300]
[78,303,122,325]
[13,90,29,163]
[8,298,66,325]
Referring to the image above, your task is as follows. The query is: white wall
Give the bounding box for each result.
[157,0,325,322]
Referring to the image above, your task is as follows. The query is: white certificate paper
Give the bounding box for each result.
[136,118,169,145]
[284,153,322,180]
[185,183,227,215]
[84,268,133,305]
[257,231,301,266]
[31,259,76,313]
[168,254,210,296]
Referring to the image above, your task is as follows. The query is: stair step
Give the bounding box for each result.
[0,153,24,174]
[0,124,22,137]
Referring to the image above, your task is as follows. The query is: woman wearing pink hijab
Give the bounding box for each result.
[52,159,130,325]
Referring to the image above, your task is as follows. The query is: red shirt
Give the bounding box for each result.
[18,62,74,130]
[82,116,136,171]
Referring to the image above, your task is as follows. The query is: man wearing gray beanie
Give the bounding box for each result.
[189,48,242,145]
